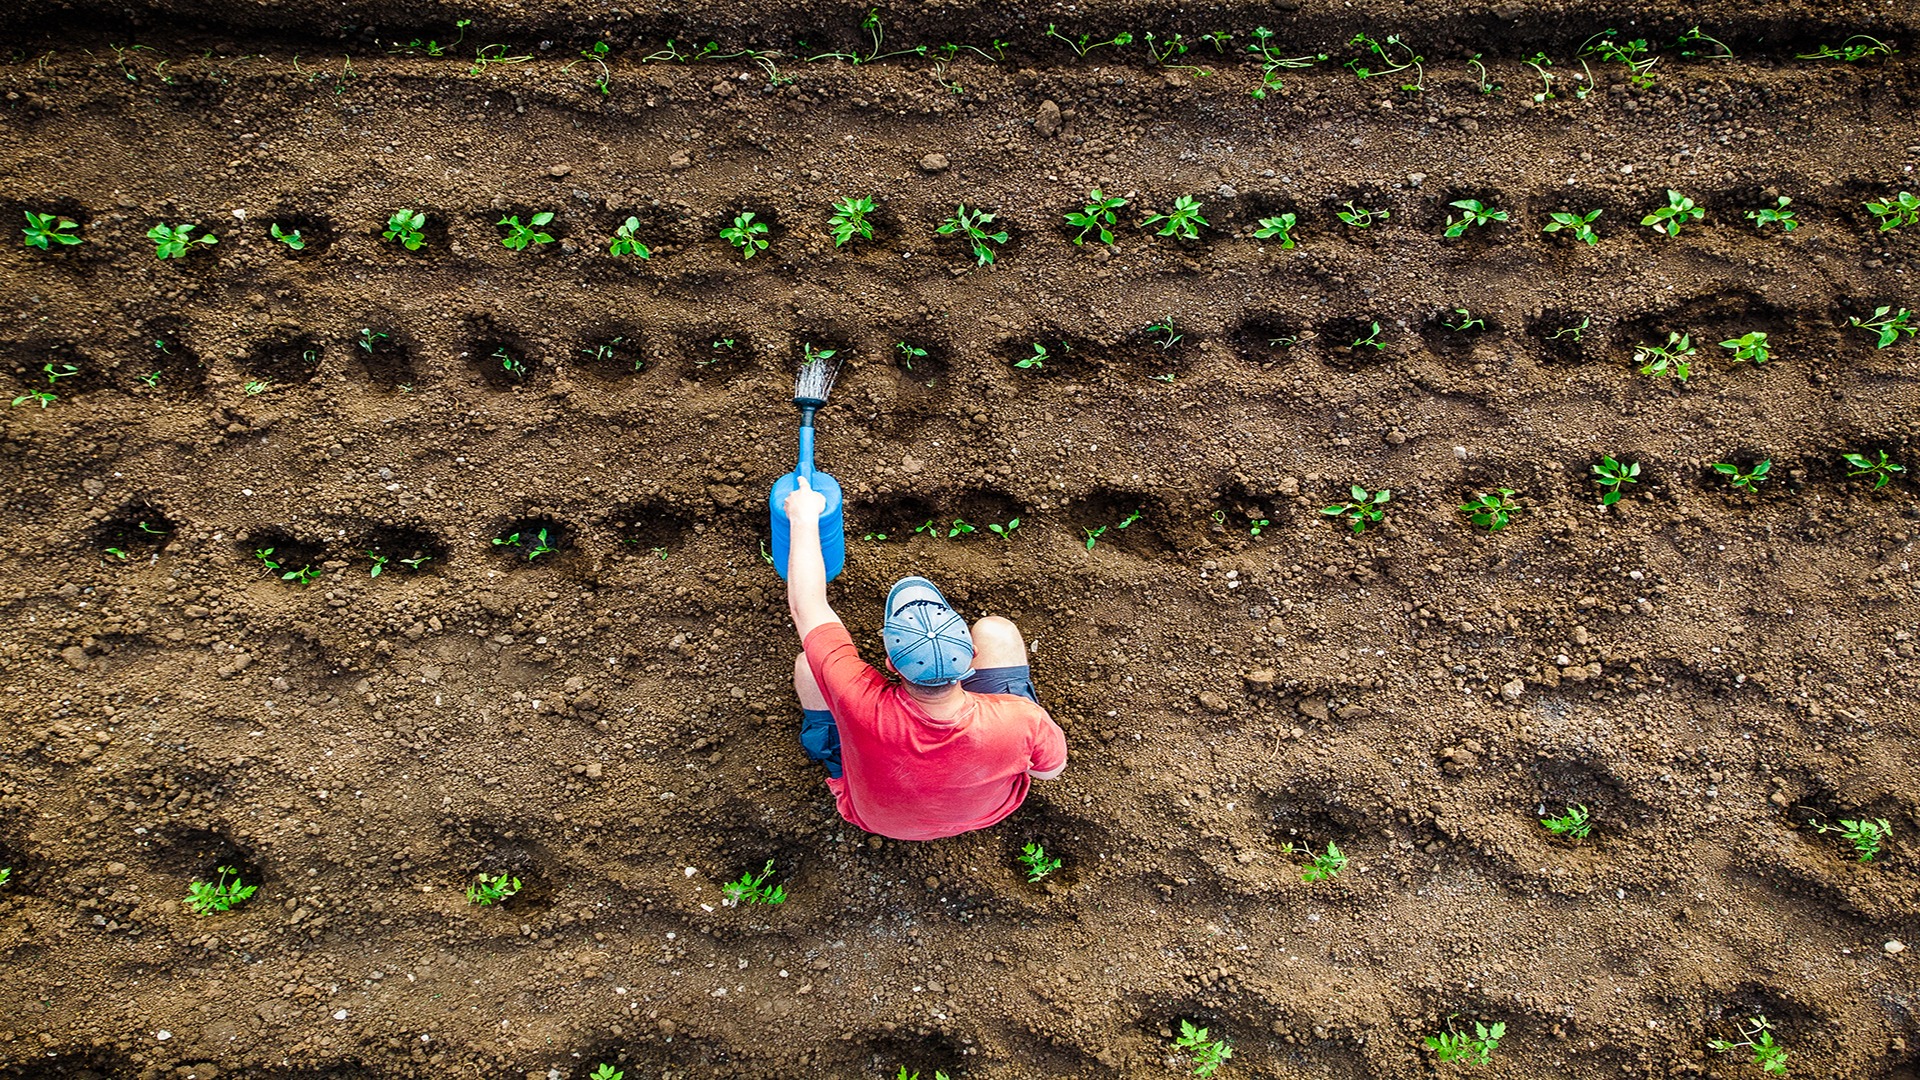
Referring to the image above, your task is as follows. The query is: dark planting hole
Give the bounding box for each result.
[239,530,327,584]
[1530,309,1599,364]
[679,329,757,379]
[1210,481,1289,542]
[1421,307,1502,358]
[999,792,1106,892]
[945,489,1026,536]
[1113,321,1194,375]
[612,502,695,555]
[359,525,449,577]
[491,517,571,566]
[993,334,1095,378]
[1694,447,1781,498]
[348,327,417,389]
[1318,316,1400,367]
[1531,759,1637,845]
[95,501,177,555]
[881,330,953,383]
[1230,313,1305,365]
[241,335,323,383]
[1077,489,1175,556]
[465,334,539,391]
[454,825,554,911]
[261,211,337,257]
[0,835,41,899]
[154,827,265,911]
[861,1029,966,1080]
[851,494,939,541]
[134,318,206,395]
[603,201,696,255]
[3,1049,132,1078]
[9,340,99,399]
[572,331,648,381]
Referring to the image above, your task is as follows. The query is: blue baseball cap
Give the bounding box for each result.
[883,577,974,686]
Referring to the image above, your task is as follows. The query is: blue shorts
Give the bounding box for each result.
[800,665,1038,779]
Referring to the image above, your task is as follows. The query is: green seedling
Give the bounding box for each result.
[148,223,216,260]
[367,552,389,577]
[1018,842,1062,882]
[465,873,521,906]
[1642,190,1704,236]
[1251,213,1297,248]
[1321,486,1391,534]
[1814,817,1891,862]
[389,18,470,56]
[498,212,555,251]
[1467,52,1502,94]
[1674,26,1735,60]
[183,865,256,915]
[282,564,323,585]
[828,195,876,247]
[1045,24,1134,58]
[382,209,427,250]
[1066,189,1127,245]
[913,519,938,538]
[1520,51,1558,102]
[1548,318,1591,343]
[1635,332,1696,381]
[861,531,889,542]
[269,223,306,250]
[1709,1016,1788,1076]
[493,528,557,561]
[722,860,786,905]
[1345,32,1425,92]
[11,389,56,407]
[1444,199,1508,238]
[1146,321,1183,350]
[1866,190,1912,230]
[1848,306,1916,348]
[41,363,77,385]
[568,41,614,95]
[1143,195,1209,240]
[1745,197,1797,232]
[894,341,927,370]
[1541,209,1602,246]
[1016,343,1050,370]
[986,518,1021,539]
[1460,489,1519,531]
[0,867,9,887]
[1541,804,1592,838]
[1246,517,1271,536]
[1428,1021,1506,1066]
[493,346,526,380]
[139,521,169,536]
[946,519,976,538]
[937,204,1008,266]
[1294,841,1347,882]
[1117,509,1144,529]
[1351,322,1386,350]
[1582,30,1658,88]
[759,540,774,565]
[589,1066,623,1080]
[1246,27,1327,98]
[23,210,82,249]
[1173,1019,1233,1077]
[1444,308,1485,332]
[1843,450,1904,490]
[253,548,281,572]
[1335,200,1387,228]
[357,328,388,352]
[892,1070,952,1080]
[399,555,431,570]
[1713,460,1772,491]
[1721,332,1771,365]
[105,547,130,560]
[581,337,638,371]
[243,380,269,395]
[608,216,651,258]
[1798,36,1896,63]
[1082,525,1106,550]
[1591,455,1640,505]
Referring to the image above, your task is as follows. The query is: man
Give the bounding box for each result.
[782,475,1067,841]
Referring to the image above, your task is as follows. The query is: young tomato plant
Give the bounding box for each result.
[1288,841,1347,882]
[498,212,555,250]
[22,211,82,249]
[1540,209,1602,246]
[466,873,521,906]
[148,223,216,260]
[1591,455,1640,505]
[1335,200,1387,228]
[1720,332,1771,364]
[1443,199,1507,238]
[1709,1016,1789,1076]
[1635,332,1696,381]
[1843,450,1904,490]
[1541,804,1592,838]
[1246,26,1326,98]
[1814,817,1892,862]
[722,860,787,905]
[828,195,876,247]
[1065,189,1126,245]
[1864,191,1919,231]
[1459,489,1519,531]
[183,865,257,915]
[608,217,651,258]
[1320,486,1390,533]
[1252,213,1297,247]
[1018,842,1061,882]
[1172,1020,1233,1078]
[269,223,306,250]
[720,212,770,258]
[1428,1021,1505,1066]
[1745,197,1798,231]
[1641,189,1703,236]
[1712,460,1771,491]
[1848,306,1915,348]
[383,209,427,250]
[937,204,1008,265]
[1142,195,1209,240]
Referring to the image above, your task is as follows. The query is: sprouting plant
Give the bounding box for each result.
[1246,517,1270,536]
[1548,318,1591,343]
[269,223,306,250]
[496,212,554,251]
[1864,192,1920,231]
[1082,525,1107,550]
[492,528,557,561]
[382,209,427,250]
[1591,456,1641,505]
[1459,489,1519,531]
[1443,309,1485,332]
[1066,189,1127,246]
[139,521,170,536]
[1427,1021,1506,1066]
[1345,32,1425,92]
[1173,1020,1233,1078]
[1814,818,1892,862]
[11,389,55,408]
[1117,509,1144,530]
[252,548,282,573]
[401,555,432,570]
[1674,26,1735,60]
[493,346,526,380]
[1635,332,1697,381]
[1709,1016,1789,1076]
[892,341,928,371]
[581,337,637,371]
[283,565,323,586]
[1320,486,1391,534]
[1521,51,1557,102]
[722,860,787,905]
[357,328,388,353]
[1541,209,1602,246]
[1245,27,1326,98]
[23,210,82,249]
[608,217,651,259]
[1251,213,1297,248]
[1848,306,1916,348]
[465,873,521,906]
[1745,197,1798,232]
[937,204,1008,266]
[135,370,162,388]
[1642,190,1704,236]
[1145,321,1183,350]
[1294,841,1347,882]
[828,195,876,247]
[105,547,130,560]
[389,17,470,56]
[1843,450,1905,490]
[1016,343,1050,370]
[1351,322,1385,350]
[243,380,269,395]
[893,1069,952,1080]
[1335,200,1387,228]
[1045,24,1134,58]
[1541,804,1592,838]
[1018,842,1062,882]
[946,519,976,538]
[1143,195,1209,240]
[1797,35,1896,62]
[987,518,1022,539]
[1720,332,1771,365]
[148,223,216,260]
[1466,52,1501,94]
[589,1065,623,1080]
[1443,199,1508,238]
[1581,30,1658,88]
[1712,460,1772,491]
[183,865,257,915]
[0,867,9,887]
[366,552,390,578]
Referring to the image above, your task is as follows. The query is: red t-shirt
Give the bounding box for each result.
[803,622,1068,841]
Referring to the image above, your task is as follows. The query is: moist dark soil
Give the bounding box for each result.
[2,0,1920,1077]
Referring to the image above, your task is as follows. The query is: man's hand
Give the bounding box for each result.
[785,474,827,521]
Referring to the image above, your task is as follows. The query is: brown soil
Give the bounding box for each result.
[2,1,1919,1077]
